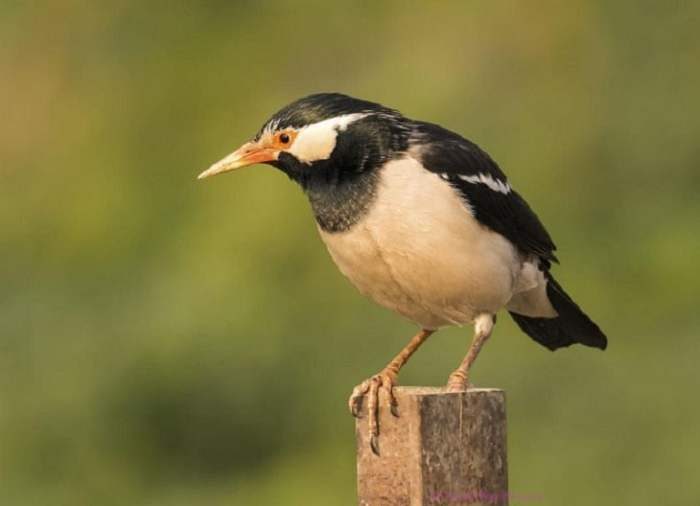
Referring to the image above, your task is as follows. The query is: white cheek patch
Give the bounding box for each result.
[288,113,368,164]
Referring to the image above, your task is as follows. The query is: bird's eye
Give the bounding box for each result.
[272,130,296,149]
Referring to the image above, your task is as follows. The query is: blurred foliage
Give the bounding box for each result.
[1,1,699,505]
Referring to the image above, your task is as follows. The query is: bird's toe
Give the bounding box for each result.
[349,370,399,455]
[348,379,372,417]
[446,371,474,392]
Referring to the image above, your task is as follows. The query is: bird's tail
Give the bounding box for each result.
[509,273,607,351]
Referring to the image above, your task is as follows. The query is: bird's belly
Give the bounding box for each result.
[317,156,521,329]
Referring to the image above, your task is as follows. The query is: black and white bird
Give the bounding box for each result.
[199,93,607,453]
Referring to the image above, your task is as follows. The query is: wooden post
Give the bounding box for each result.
[356,387,508,506]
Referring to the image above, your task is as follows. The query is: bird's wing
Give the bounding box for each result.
[412,121,557,265]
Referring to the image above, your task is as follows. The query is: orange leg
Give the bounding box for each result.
[349,328,434,454]
[446,314,495,392]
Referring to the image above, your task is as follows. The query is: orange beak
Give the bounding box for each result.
[197,141,278,180]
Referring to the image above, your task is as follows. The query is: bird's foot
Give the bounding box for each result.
[348,368,399,455]
[446,370,474,392]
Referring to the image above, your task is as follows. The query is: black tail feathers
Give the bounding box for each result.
[509,273,607,351]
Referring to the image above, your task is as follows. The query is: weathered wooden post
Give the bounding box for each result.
[356,387,508,506]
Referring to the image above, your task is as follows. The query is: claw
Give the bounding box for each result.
[348,370,398,455]
[351,399,363,418]
[349,379,371,418]
[390,401,399,418]
[370,434,380,455]
[387,383,399,417]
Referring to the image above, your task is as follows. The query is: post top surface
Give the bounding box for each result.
[393,386,504,396]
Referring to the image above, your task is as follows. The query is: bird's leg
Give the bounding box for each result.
[349,328,434,454]
[446,314,495,392]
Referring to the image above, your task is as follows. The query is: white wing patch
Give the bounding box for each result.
[457,173,511,194]
[287,113,369,163]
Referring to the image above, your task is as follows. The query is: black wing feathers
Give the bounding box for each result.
[412,121,608,351]
[414,121,557,265]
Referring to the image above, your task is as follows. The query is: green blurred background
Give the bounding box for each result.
[2,2,698,505]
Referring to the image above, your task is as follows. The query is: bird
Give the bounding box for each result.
[198,93,607,454]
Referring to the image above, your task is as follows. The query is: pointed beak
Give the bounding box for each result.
[197,141,278,180]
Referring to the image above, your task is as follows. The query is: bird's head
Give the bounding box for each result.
[198,93,410,189]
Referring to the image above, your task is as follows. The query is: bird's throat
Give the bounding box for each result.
[306,170,379,233]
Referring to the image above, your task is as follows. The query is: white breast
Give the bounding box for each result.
[318,156,524,329]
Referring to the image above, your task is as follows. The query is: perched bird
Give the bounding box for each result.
[199,93,607,454]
